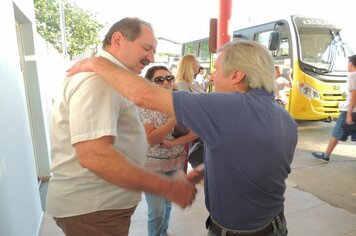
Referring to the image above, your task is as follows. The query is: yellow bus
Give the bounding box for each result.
[182,15,354,121]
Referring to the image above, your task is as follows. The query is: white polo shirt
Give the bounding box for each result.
[342,72,356,112]
[46,51,147,217]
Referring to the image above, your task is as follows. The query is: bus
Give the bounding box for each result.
[181,15,354,121]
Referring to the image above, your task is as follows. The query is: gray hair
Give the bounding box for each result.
[102,17,152,48]
[218,40,276,93]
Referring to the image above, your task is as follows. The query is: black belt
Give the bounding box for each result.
[208,211,284,236]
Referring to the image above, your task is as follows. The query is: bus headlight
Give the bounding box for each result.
[297,82,320,99]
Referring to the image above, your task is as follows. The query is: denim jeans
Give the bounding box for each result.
[207,215,288,236]
[145,169,177,236]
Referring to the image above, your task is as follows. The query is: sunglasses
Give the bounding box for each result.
[152,75,175,84]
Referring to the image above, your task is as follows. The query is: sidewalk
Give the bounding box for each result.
[283,181,356,236]
[128,181,356,236]
[40,181,356,236]
[39,121,356,236]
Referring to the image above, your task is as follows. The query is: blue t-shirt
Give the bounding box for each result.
[173,89,298,230]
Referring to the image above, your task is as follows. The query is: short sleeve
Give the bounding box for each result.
[67,76,119,144]
[349,73,356,91]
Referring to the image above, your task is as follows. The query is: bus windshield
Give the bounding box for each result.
[294,17,353,73]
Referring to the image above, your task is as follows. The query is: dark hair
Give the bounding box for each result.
[349,55,356,67]
[102,17,152,48]
[144,66,170,81]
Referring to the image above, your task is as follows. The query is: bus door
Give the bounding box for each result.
[248,20,294,111]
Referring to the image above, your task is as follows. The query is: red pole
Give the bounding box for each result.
[217,0,232,48]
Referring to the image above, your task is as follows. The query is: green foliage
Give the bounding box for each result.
[34,0,104,59]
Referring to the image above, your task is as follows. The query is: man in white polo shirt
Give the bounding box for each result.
[312,55,356,162]
[46,17,196,236]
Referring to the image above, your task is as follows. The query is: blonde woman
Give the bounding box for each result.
[174,55,204,168]
[175,54,204,93]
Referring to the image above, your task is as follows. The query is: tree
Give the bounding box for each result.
[34,0,105,59]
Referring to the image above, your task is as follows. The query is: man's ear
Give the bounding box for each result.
[111,32,124,50]
[230,70,246,85]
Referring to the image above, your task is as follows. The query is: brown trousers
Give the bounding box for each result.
[54,206,137,236]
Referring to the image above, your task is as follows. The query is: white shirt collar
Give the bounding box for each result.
[99,50,129,71]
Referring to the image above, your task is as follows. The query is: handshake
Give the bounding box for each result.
[164,165,204,209]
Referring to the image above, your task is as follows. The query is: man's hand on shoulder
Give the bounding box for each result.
[66,57,104,77]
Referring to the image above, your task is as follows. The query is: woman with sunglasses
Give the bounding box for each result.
[139,66,197,236]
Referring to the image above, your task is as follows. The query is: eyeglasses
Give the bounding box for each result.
[152,75,175,84]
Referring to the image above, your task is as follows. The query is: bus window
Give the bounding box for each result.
[276,38,289,57]
[255,31,289,58]
[183,42,198,56]
[181,39,211,69]
[299,28,332,64]
[254,31,272,49]
[295,17,352,73]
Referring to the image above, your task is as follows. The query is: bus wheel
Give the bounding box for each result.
[323,117,332,123]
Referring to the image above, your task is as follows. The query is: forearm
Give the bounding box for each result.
[75,136,196,208]
[148,119,176,145]
[277,83,284,90]
[347,91,356,121]
[287,75,293,87]
[90,57,175,116]
[171,131,198,146]
[77,141,171,195]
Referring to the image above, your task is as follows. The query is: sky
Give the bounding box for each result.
[73,0,356,49]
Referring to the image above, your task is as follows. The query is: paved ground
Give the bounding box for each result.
[289,120,356,214]
[40,182,356,236]
[40,120,356,236]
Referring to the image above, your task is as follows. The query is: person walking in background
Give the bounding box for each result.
[168,64,177,76]
[195,66,208,92]
[66,39,298,236]
[46,17,196,236]
[312,55,356,162]
[274,65,292,107]
[140,66,197,236]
